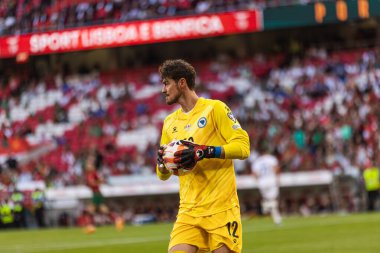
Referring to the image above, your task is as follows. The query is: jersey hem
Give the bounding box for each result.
[178,204,239,217]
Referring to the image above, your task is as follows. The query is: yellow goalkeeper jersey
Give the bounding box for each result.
[157,97,250,217]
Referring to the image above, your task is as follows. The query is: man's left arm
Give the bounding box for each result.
[174,101,250,168]
[213,100,250,160]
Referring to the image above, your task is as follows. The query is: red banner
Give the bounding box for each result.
[0,10,261,58]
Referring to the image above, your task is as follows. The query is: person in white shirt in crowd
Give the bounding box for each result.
[251,141,282,225]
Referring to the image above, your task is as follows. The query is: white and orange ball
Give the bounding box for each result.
[163,140,188,171]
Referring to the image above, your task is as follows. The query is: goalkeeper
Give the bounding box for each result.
[156,59,250,253]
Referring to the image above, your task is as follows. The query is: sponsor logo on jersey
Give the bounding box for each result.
[197,117,207,128]
[232,124,241,129]
[172,127,178,133]
[184,124,191,131]
[227,112,237,123]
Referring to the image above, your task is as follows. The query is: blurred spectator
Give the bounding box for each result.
[0,194,14,229]
[11,189,26,228]
[32,188,46,227]
[362,161,380,211]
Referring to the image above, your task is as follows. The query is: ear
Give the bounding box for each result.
[178,78,187,90]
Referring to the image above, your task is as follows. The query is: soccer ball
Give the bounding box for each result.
[163,140,190,173]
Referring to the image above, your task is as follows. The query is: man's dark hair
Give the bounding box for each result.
[159,59,196,90]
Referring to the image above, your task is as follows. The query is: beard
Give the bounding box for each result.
[166,92,181,105]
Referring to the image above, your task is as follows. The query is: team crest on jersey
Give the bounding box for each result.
[227,112,237,123]
[197,117,207,128]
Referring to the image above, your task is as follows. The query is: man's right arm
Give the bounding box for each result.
[156,122,172,181]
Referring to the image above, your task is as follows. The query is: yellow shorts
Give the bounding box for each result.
[169,206,242,253]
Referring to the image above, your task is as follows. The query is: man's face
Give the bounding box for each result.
[161,77,181,105]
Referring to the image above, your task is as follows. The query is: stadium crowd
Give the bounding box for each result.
[0,0,323,36]
[243,48,380,176]
[1,47,379,184]
[1,46,380,227]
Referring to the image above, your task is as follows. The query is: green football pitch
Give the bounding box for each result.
[0,212,379,253]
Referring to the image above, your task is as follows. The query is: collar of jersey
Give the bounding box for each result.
[177,97,205,119]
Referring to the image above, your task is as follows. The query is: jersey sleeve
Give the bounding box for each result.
[156,120,172,181]
[213,100,250,160]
